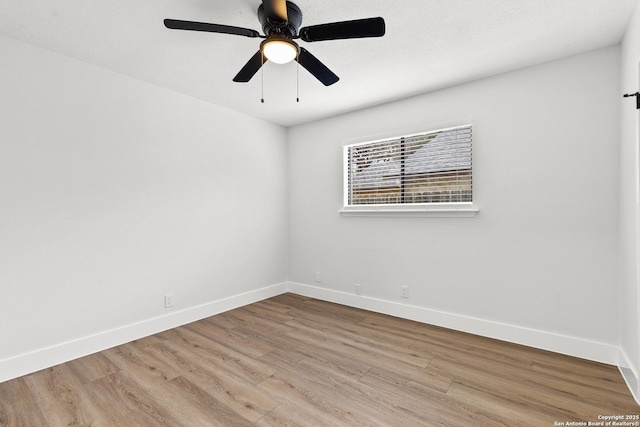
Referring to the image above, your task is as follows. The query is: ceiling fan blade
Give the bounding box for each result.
[164,19,260,38]
[233,51,266,83]
[262,0,288,22]
[296,48,339,86]
[299,17,385,42]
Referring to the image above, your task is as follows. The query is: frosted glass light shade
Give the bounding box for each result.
[263,39,298,64]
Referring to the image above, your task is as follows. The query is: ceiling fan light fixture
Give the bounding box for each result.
[262,38,298,64]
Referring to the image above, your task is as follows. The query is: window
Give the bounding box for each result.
[343,124,475,216]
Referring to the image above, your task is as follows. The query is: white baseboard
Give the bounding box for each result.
[287,282,622,366]
[0,282,288,384]
[619,348,640,405]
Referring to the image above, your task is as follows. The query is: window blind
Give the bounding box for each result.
[346,125,472,206]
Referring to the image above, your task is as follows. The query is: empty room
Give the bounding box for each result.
[1,0,640,425]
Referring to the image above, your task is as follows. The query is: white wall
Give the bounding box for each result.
[288,45,622,363]
[619,0,640,401]
[0,35,289,381]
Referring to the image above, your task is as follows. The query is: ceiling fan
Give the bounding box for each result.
[164,0,385,86]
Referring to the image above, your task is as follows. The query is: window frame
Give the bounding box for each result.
[341,124,478,217]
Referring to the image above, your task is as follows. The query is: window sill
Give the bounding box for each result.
[339,204,479,218]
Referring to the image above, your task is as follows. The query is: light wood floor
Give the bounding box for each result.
[0,293,638,426]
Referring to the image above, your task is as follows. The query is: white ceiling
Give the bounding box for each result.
[0,0,637,127]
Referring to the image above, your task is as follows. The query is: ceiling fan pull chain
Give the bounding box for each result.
[296,52,300,103]
[261,50,265,103]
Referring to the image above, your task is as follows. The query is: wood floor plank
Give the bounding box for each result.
[185,317,283,360]
[276,296,369,323]
[76,375,153,426]
[148,375,254,427]
[262,359,454,427]
[361,315,535,370]
[199,310,243,329]
[102,341,181,390]
[284,317,433,369]
[257,370,408,427]
[431,355,589,422]
[254,401,344,427]
[356,365,476,427]
[432,353,637,417]
[532,350,634,394]
[284,306,418,350]
[161,325,278,385]
[217,308,295,337]
[221,324,296,360]
[236,301,299,325]
[445,381,560,427]
[264,296,374,329]
[0,378,48,427]
[187,318,276,359]
[259,345,370,385]
[23,364,119,426]
[0,293,637,426]
[254,380,350,427]
[139,334,280,423]
[359,363,453,396]
[65,351,120,384]
[90,372,183,426]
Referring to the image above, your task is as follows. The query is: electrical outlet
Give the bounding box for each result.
[164,294,174,308]
[355,283,363,296]
[315,272,322,283]
[401,286,409,299]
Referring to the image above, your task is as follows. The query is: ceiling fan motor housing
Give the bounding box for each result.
[258,1,303,37]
